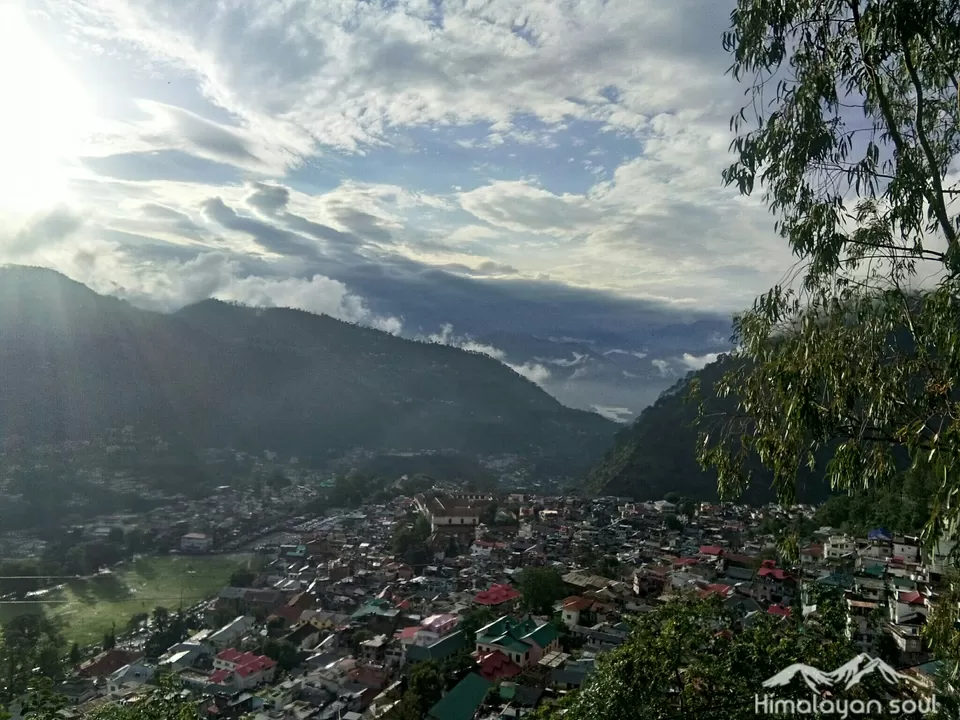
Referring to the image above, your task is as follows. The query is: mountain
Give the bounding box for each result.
[0,266,616,469]
[827,655,905,690]
[473,330,730,422]
[586,354,830,504]
[761,663,834,692]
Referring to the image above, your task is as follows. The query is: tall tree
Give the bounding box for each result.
[517,567,567,615]
[698,0,960,547]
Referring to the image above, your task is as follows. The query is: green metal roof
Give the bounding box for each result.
[427,673,491,720]
[408,630,468,663]
[524,623,559,648]
[488,634,531,654]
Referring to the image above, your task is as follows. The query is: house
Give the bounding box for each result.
[475,650,522,682]
[209,615,255,650]
[475,616,561,668]
[359,634,390,664]
[283,621,322,651]
[473,583,521,608]
[825,535,855,560]
[426,673,491,720]
[77,648,143,678]
[407,630,468,665]
[351,599,401,633]
[416,613,460,645]
[560,596,593,628]
[181,533,212,553]
[106,662,156,695]
[211,649,277,690]
[56,677,97,705]
[754,561,797,603]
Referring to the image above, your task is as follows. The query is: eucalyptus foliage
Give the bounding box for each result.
[529,597,921,720]
[699,0,960,548]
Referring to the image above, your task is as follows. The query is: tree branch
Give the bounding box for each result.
[900,33,959,248]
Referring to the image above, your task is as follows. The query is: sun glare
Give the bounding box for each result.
[0,4,94,215]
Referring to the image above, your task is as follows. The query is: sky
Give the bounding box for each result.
[0,0,799,420]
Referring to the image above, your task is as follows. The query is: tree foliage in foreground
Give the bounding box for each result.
[699,0,960,548]
[532,597,928,720]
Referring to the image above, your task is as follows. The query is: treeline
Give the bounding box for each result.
[0,528,154,597]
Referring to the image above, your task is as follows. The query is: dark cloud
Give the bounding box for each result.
[438,260,519,276]
[328,207,395,245]
[241,183,362,248]
[246,182,291,214]
[138,203,206,237]
[283,213,361,246]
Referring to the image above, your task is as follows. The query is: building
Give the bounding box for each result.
[475,616,561,668]
[416,613,460,646]
[427,673,491,720]
[825,535,855,561]
[211,649,277,689]
[208,615,254,650]
[473,583,521,608]
[417,493,486,531]
[181,533,212,553]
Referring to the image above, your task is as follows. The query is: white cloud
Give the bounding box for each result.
[43,0,735,153]
[591,405,633,422]
[424,323,552,386]
[680,352,720,371]
[651,358,672,377]
[4,0,799,326]
[459,180,600,237]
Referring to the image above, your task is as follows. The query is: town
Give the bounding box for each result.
[8,481,948,720]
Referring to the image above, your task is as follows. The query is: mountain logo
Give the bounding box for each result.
[762,664,834,692]
[762,654,909,692]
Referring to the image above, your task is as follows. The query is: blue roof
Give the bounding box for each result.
[868,528,893,540]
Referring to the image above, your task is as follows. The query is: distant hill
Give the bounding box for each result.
[0,266,616,469]
[586,355,831,504]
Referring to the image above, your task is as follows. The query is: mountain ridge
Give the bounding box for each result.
[586,354,830,504]
[0,266,616,470]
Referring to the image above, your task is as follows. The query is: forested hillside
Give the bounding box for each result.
[0,266,615,466]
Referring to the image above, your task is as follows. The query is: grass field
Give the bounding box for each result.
[0,554,255,647]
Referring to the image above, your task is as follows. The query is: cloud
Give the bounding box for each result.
[1,206,85,257]
[538,353,588,368]
[425,323,552,386]
[5,0,782,417]
[79,102,307,175]
[591,405,634,422]
[651,358,673,377]
[202,197,322,259]
[48,244,402,333]
[680,352,720,371]
[459,180,600,237]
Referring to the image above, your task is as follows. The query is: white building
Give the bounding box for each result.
[180,533,212,553]
[824,535,855,560]
[208,615,254,650]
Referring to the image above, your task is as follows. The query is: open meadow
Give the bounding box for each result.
[0,554,255,646]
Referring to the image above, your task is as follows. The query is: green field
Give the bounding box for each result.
[0,554,255,647]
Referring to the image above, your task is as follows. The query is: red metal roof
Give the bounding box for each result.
[476,650,522,681]
[768,604,792,618]
[473,583,520,606]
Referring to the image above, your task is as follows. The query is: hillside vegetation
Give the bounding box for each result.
[0,266,615,467]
